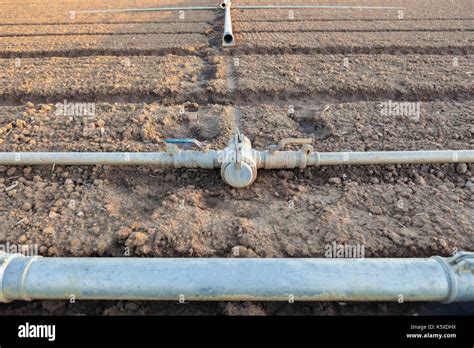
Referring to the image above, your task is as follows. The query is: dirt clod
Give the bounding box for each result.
[456,163,468,174]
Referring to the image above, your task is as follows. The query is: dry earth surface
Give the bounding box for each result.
[0,0,473,315]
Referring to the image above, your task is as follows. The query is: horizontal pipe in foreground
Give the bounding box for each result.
[0,252,472,302]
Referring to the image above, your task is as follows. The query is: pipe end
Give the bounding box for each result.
[222,33,235,47]
[221,161,256,188]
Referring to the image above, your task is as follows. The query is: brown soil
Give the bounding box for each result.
[0,0,472,316]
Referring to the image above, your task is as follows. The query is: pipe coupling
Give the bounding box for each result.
[433,251,474,303]
[0,252,43,303]
[0,252,15,303]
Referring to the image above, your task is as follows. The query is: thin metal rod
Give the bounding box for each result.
[0,252,472,302]
[234,5,403,10]
[75,6,218,14]
[74,4,401,14]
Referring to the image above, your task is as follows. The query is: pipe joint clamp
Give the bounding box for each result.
[433,251,474,303]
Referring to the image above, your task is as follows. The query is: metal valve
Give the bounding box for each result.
[220,132,257,188]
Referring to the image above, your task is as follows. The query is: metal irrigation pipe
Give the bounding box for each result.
[0,133,472,188]
[73,2,402,47]
[75,6,219,14]
[313,151,474,166]
[0,252,472,302]
[233,5,403,10]
[222,0,235,47]
[75,4,403,14]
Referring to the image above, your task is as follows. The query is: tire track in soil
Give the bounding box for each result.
[224,55,242,130]
[188,10,225,108]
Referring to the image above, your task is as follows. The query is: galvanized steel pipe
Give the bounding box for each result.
[0,252,472,302]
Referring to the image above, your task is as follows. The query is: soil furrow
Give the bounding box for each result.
[1,46,472,59]
[1,18,473,27]
[0,31,206,38]
[2,28,473,39]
